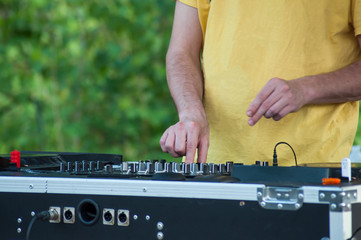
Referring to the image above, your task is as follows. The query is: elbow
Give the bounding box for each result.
[166,48,199,69]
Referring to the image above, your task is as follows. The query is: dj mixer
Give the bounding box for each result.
[1,151,361,240]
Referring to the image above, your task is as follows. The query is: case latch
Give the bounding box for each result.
[257,187,304,211]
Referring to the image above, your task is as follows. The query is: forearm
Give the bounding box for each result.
[166,50,206,121]
[299,59,361,104]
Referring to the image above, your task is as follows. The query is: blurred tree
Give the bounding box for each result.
[0,0,178,161]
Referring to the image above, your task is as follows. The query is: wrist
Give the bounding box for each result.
[178,105,207,123]
[292,76,316,105]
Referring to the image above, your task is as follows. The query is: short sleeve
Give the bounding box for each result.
[352,0,361,35]
[179,0,197,8]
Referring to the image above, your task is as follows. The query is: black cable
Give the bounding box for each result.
[273,142,298,166]
[26,210,52,240]
[347,226,361,240]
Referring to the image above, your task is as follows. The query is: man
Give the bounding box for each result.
[160,0,361,166]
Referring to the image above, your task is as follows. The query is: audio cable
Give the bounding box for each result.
[26,208,60,240]
[273,141,298,166]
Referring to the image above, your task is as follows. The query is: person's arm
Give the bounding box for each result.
[247,35,361,126]
[160,1,209,163]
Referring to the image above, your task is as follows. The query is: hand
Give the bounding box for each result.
[160,116,209,163]
[247,77,306,126]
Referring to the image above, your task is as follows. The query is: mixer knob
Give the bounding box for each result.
[138,161,146,172]
[160,159,167,168]
[59,162,65,172]
[89,161,95,172]
[74,161,81,173]
[210,164,219,174]
[82,160,88,172]
[172,162,180,173]
[155,162,163,172]
[183,163,191,174]
[165,162,172,173]
[200,163,209,175]
[105,164,113,173]
[219,164,226,174]
[226,162,234,173]
[130,163,137,173]
[67,162,73,172]
[190,163,198,174]
[146,162,154,174]
[96,161,104,171]
[122,162,128,172]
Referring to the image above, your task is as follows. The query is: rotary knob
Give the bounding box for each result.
[200,163,209,175]
[96,161,104,171]
[226,162,234,173]
[183,163,191,174]
[155,162,163,172]
[89,161,95,172]
[164,162,172,173]
[210,164,219,174]
[138,161,146,172]
[146,162,154,174]
[219,164,226,174]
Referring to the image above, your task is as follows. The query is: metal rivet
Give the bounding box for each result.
[277,204,283,209]
[319,193,325,199]
[331,193,337,199]
[31,211,36,217]
[260,201,266,207]
[257,192,262,197]
[354,192,357,198]
[339,203,346,208]
[295,203,301,209]
[285,193,290,198]
[17,228,22,234]
[340,192,346,197]
[298,193,304,199]
[142,187,147,192]
[157,222,164,230]
[146,215,150,221]
[277,193,282,198]
[239,201,245,207]
[17,218,22,224]
[331,203,337,210]
[157,232,164,240]
[29,184,34,189]
[133,215,138,220]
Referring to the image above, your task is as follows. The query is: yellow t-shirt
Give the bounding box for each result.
[179,0,361,165]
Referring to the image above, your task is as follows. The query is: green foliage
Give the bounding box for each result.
[0,0,178,161]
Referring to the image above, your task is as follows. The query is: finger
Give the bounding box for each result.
[160,130,169,152]
[185,127,200,164]
[264,94,287,118]
[273,105,292,121]
[164,130,181,158]
[247,79,277,117]
[197,136,209,163]
[174,124,187,156]
[248,93,280,126]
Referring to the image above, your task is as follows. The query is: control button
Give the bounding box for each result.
[11,150,21,168]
